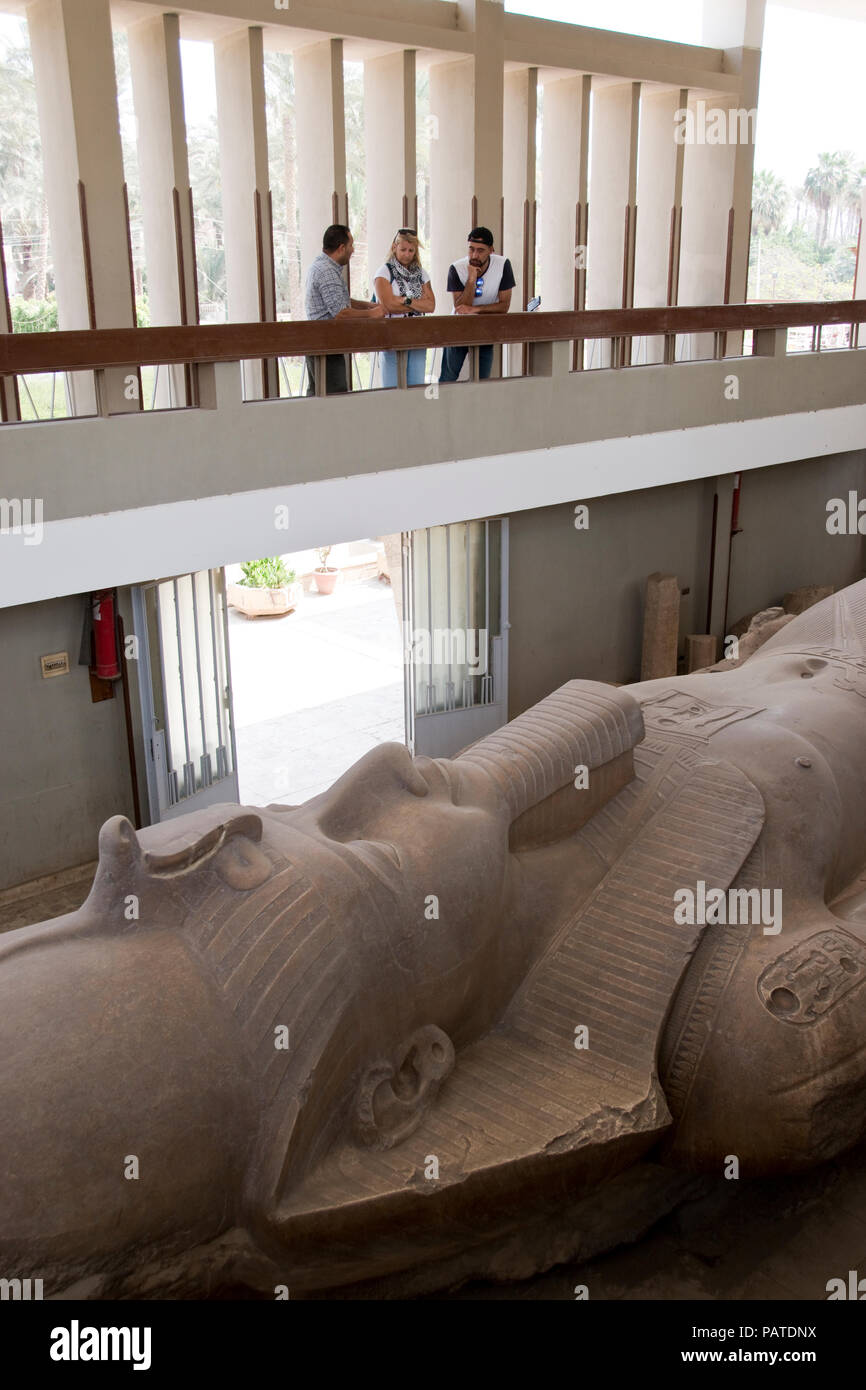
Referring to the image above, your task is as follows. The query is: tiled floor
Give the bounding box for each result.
[0,860,95,935]
[229,577,405,806]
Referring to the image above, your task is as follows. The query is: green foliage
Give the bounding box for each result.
[238,557,297,589]
[749,149,862,300]
[827,244,857,285]
[752,169,789,237]
[11,295,57,332]
[803,151,858,245]
[748,230,840,301]
[782,221,834,266]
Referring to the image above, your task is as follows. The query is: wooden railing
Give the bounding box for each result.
[0,300,863,420]
[1,299,864,373]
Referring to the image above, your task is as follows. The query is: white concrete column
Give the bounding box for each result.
[294,38,348,283]
[27,0,137,416]
[635,88,685,363]
[539,74,590,314]
[214,26,277,400]
[503,67,536,373]
[364,49,416,276]
[503,67,537,308]
[428,58,474,304]
[127,12,197,407]
[586,82,639,310]
[727,47,762,311]
[458,0,504,239]
[0,216,21,421]
[700,0,767,351]
[679,96,737,361]
[586,81,640,366]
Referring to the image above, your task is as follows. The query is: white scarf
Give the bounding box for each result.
[386,256,425,301]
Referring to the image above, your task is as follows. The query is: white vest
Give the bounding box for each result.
[450,253,506,308]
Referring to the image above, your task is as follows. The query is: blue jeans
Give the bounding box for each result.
[380,348,428,388]
[439,343,494,383]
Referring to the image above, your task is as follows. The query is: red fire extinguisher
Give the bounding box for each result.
[91,589,121,680]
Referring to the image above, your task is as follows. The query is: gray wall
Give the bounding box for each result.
[3,449,864,890]
[507,450,866,718]
[0,594,135,890]
[725,451,866,627]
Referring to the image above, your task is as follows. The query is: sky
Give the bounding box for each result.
[0,2,864,189]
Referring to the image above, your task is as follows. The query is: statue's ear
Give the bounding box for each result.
[354,1025,455,1150]
[211,826,273,890]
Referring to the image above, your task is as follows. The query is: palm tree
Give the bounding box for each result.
[843,164,865,241]
[752,169,789,237]
[791,184,808,231]
[805,151,852,246]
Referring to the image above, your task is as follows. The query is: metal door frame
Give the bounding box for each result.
[403,518,509,759]
[131,568,239,824]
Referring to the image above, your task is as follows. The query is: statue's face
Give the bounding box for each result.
[268,741,514,981]
[0,679,644,1287]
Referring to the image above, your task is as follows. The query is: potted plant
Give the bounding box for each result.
[314,545,339,596]
[227,556,303,618]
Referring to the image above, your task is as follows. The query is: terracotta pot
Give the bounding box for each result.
[227,580,303,618]
[314,567,339,596]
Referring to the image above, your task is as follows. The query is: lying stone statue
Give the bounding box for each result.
[2,580,866,1299]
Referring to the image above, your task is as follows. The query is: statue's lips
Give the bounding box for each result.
[452,679,645,821]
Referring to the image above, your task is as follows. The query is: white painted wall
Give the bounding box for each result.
[4,399,866,609]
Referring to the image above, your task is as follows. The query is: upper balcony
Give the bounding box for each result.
[1,0,862,606]
[1,297,865,607]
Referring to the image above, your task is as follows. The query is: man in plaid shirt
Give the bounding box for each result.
[305,224,384,394]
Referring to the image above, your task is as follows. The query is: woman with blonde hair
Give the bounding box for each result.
[373,229,435,388]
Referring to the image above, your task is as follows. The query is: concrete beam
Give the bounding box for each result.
[3,390,863,610]
[3,343,865,532]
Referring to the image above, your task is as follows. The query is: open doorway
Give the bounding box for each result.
[225,537,406,806]
[128,524,509,825]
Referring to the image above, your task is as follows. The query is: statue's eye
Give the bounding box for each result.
[350,840,402,877]
[366,841,402,870]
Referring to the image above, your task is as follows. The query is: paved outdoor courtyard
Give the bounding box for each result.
[228,577,405,807]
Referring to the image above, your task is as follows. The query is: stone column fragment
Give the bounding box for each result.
[641,572,681,680]
[685,634,720,671]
